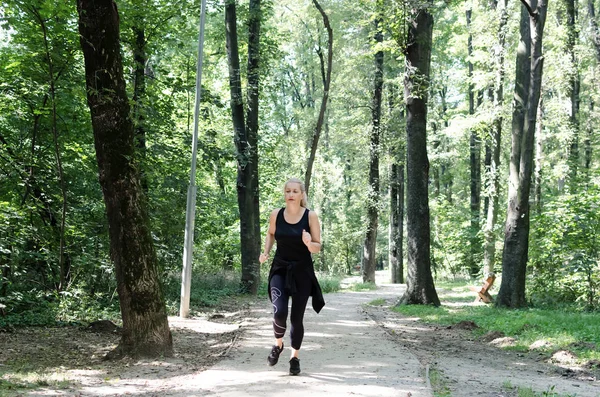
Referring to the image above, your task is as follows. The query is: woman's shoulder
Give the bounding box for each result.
[269,208,282,220]
[307,209,319,220]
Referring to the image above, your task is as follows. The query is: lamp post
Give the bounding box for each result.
[180,0,207,318]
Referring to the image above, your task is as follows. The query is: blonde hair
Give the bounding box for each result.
[284,178,308,208]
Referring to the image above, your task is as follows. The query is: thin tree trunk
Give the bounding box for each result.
[398,159,405,284]
[225,0,262,294]
[36,11,69,291]
[363,14,383,284]
[398,9,439,306]
[534,97,544,210]
[388,84,403,284]
[483,0,508,276]
[305,0,332,196]
[588,0,600,61]
[585,101,593,170]
[389,163,399,282]
[497,0,548,308]
[439,86,453,203]
[77,0,172,357]
[467,8,481,278]
[565,0,580,184]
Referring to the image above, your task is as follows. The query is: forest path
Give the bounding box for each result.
[169,278,431,396]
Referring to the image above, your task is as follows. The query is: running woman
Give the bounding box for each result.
[259,178,325,375]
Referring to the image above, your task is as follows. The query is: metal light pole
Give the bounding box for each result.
[180,0,207,318]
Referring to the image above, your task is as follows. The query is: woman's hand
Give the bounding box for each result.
[302,229,312,247]
[259,253,269,264]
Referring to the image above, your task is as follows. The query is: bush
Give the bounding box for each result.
[529,184,600,310]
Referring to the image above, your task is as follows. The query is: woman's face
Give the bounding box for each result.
[284,182,303,204]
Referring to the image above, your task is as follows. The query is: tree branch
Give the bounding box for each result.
[520,0,536,17]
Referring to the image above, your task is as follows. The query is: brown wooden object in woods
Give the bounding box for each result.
[469,274,495,303]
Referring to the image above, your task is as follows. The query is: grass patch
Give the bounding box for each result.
[347,282,377,292]
[318,274,342,293]
[368,298,386,306]
[516,385,576,397]
[0,370,71,393]
[428,367,451,397]
[393,288,600,363]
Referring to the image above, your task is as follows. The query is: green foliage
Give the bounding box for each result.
[347,282,378,291]
[368,298,386,306]
[529,183,600,310]
[428,367,452,397]
[163,271,243,312]
[318,274,342,293]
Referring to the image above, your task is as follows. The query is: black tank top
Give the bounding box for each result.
[274,207,312,262]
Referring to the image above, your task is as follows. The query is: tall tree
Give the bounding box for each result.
[389,85,405,284]
[483,0,509,276]
[363,9,384,283]
[304,0,333,196]
[398,7,440,306]
[225,0,262,294]
[565,0,581,184]
[466,6,482,278]
[497,0,548,308]
[76,0,173,357]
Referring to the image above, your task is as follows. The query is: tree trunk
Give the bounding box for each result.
[587,0,600,61]
[225,0,261,294]
[77,0,172,357]
[483,0,508,276]
[363,15,383,284]
[497,0,548,308]
[132,24,148,193]
[584,101,593,171]
[35,9,69,291]
[304,0,333,196]
[534,97,544,210]
[438,86,453,203]
[564,0,580,184]
[398,9,439,306]
[389,163,399,282]
[466,8,482,278]
[397,161,405,284]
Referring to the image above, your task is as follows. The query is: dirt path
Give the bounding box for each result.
[362,285,600,397]
[173,284,431,397]
[4,278,599,396]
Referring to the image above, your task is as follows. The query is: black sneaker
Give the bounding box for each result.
[289,357,301,375]
[267,344,284,366]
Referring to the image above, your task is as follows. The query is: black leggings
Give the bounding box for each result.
[270,273,309,350]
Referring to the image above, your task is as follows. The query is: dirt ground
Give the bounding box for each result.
[362,293,600,396]
[0,297,253,396]
[1,280,599,396]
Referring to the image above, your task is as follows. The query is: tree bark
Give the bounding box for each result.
[304,0,333,196]
[466,8,482,278]
[397,161,405,284]
[587,0,600,61]
[132,24,148,193]
[363,14,383,284]
[565,0,580,184]
[584,101,593,170]
[388,84,404,284]
[438,86,453,203]
[483,0,508,276]
[225,0,261,294]
[389,163,399,281]
[534,97,544,210]
[77,0,172,357]
[497,0,548,308]
[398,9,439,306]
